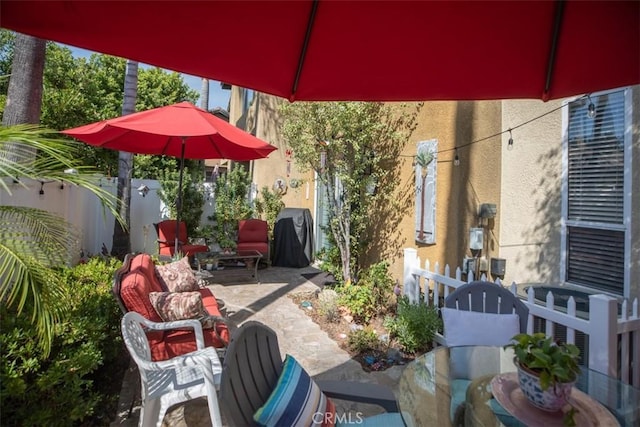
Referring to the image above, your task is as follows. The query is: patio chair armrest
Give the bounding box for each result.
[140,317,206,349]
[157,238,186,246]
[316,380,399,413]
[148,346,221,374]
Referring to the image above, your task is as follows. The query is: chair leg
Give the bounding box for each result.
[139,397,161,427]
[204,375,223,426]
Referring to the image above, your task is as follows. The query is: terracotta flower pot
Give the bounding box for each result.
[517,364,575,412]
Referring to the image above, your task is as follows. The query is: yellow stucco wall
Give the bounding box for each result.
[237,90,502,285]
[387,101,502,283]
[230,86,638,300]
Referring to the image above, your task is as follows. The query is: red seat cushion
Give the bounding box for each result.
[156,220,208,257]
[237,219,269,257]
[116,253,230,361]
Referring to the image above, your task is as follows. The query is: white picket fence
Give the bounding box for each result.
[402,248,640,387]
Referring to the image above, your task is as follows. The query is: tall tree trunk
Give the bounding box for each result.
[1,34,45,126]
[1,33,46,164]
[110,60,138,258]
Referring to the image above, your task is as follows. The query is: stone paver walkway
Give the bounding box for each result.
[110,264,404,427]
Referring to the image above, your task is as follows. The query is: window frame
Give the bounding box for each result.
[560,88,632,296]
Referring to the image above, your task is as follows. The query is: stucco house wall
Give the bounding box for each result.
[389,101,502,282]
[229,85,638,300]
[500,87,639,299]
[499,99,564,285]
[233,90,502,284]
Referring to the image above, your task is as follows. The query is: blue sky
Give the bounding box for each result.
[64,45,231,111]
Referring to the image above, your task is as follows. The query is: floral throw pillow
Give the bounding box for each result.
[149,291,205,321]
[155,256,199,292]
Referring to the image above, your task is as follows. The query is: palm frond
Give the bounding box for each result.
[0,124,123,229]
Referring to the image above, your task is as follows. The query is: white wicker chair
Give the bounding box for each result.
[121,312,223,427]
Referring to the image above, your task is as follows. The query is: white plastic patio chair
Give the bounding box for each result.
[121,312,223,427]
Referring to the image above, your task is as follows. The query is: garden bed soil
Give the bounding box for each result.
[288,292,415,372]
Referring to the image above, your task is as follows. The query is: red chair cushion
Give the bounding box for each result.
[156,220,208,256]
[237,219,268,243]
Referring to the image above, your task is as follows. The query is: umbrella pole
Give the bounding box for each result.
[174,137,187,256]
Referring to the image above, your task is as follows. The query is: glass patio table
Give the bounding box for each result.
[397,346,639,427]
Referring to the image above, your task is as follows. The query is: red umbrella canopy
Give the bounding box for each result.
[2,1,638,102]
[62,102,277,161]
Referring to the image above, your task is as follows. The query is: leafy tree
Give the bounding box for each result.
[157,166,205,237]
[280,101,421,283]
[254,185,285,239]
[211,165,253,249]
[0,31,199,176]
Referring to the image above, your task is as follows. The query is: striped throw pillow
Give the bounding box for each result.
[254,355,336,427]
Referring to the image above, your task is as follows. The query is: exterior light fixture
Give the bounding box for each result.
[137,184,150,197]
[587,94,596,118]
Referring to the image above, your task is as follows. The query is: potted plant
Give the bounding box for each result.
[505,332,581,423]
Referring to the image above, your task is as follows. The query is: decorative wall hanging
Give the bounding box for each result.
[414,140,438,244]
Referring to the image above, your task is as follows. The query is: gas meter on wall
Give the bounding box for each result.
[469,228,483,250]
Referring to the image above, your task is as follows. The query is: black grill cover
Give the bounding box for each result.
[272,208,314,268]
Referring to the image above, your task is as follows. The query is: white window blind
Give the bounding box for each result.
[565,90,626,294]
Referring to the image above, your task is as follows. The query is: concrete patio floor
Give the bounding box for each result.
[110,263,405,427]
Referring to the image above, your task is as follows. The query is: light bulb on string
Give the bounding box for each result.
[587,95,596,118]
[38,181,45,198]
[454,149,460,166]
[507,129,514,151]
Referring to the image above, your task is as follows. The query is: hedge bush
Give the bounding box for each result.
[0,256,124,426]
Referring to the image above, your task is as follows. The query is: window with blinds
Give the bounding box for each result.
[565,90,626,294]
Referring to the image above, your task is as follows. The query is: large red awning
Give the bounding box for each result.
[1,0,638,102]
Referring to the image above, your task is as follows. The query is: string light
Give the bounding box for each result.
[587,94,596,118]
[399,94,588,164]
[39,181,45,198]
[432,95,578,160]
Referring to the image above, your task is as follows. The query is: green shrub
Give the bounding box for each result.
[337,261,396,323]
[384,296,441,354]
[0,256,124,426]
[347,327,382,353]
[316,244,343,282]
[316,289,341,323]
[338,282,376,323]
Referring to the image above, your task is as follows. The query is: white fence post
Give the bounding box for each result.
[588,294,618,377]
[403,247,419,303]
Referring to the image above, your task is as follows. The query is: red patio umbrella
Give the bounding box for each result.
[1,1,638,102]
[62,101,277,254]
